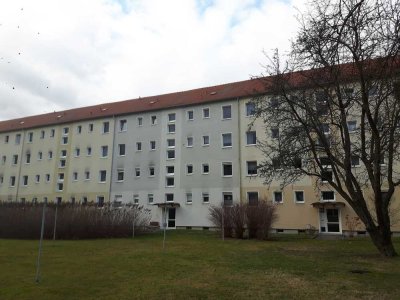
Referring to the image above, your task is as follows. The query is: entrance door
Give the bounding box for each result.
[167,208,176,228]
[319,208,341,233]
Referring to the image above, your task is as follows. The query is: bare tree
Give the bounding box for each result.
[253,0,400,256]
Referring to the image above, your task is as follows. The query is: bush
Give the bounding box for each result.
[209,200,278,240]
[0,202,152,239]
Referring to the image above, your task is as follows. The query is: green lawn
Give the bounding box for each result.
[0,231,399,299]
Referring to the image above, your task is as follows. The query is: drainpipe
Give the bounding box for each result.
[108,115,116,204]
[237,97,242,203]
[15,130,26,202]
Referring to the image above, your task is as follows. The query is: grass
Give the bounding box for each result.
[0,231,399,299]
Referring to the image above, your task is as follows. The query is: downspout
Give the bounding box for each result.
[108,115,116,204]
[237,97,242,203]
[15,130,26,202]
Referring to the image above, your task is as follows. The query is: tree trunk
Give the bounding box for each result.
[368,228,398,257]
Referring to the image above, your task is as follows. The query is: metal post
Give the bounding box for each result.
[35,201,46,283]
[162,206,167,251]
[53,204,58,240]
[132,209,135,239]
[222,205,225,241]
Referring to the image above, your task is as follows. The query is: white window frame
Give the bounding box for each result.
[246,161,258,176]
[321,191,335,202]
[203,107,210,119]
[117,169,125,182]
[186,136,193,148]
[202,163,210,174]
[186,164,193,175]
[222,105,232,120]
[294,190,305,203]
[202,192,210,203]
[222,162,233,177]
[273,191,283,204]
[187,110,194,121]
[221,133,232,148]
[202,135,210,146]
[186,193,193,204]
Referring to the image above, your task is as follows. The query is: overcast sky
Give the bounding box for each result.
[0,0,305,121]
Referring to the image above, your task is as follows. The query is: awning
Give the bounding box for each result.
[154,202,181,208]
[311,201,346,208]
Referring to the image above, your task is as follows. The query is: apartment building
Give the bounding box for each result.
[0,76,399,234]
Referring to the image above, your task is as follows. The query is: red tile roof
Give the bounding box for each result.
[0,57,398,133]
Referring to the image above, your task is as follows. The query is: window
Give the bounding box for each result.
[222,105,232,119]
[186,137,193,147]
[101,146,108,157]
[187,110,194,120]
[223,192,233,206]
[59,159,66,168]
[351,155,360,167]
[22,175,28,186]
[344,88,354,99]
[63,127,69,135]
[135,167,141,177]
[1,155,5,164]
[99,170,107,183]
[97,196,105,207]
[293,157,302,169]
[138,117,143,126]
[248,192,259,206]
[133,194,139,204]
[5,135,9,143]
[118,144,126,156]
[77,125,82,134]
[57,183,63,191]
[245,102,255,116]
[294,191,304,203]
[119,119,127,131]
[87,147,92,156]
[50,129,55,137]
[273,191,283,203]
[25,153,31,164]
[60,150,67,157]
[347,121,357,132]
[151,115,157,125]
[168,124,176,133]
[222,162,233,176]
[150,141,156,150]
[202,192,209,203]
[35,175,40,183]
[321,123,330,134]
[82,197,88,205]
[321,170,333,182]
[149,166,155,177]
[270,97,279,109]
[15,134,21,144]
[246,161,257,176]
[166,177,174,187]
[73,172,78,181]
[166,166,174,175]
[38,151,43,160]
[58,173,65,181]
[168,113,176,122]
[46,174,50,182]
[202,163,209,174]
[187,164,193,175]
[103,122,110,133]
[203,107,210,118]
[148,194,154,204]
[165,193,174,202]
[88,123,94,132]
[186,193,193,203]
[10,176,16,187]
[322,191,335,201]
[12,155,18,165]
[62,137,68,144]
[85,171,90,180]
[48,151,53,159]
[28,132,33,142]
[246,131,256,145]
[136,142,142,151]
[316,91,329,116]
[74,148,80,157]
[320,157,331,168]
[117,169,124,181]
[167,139,175,148]
[200,135,210,146]
[167,150,175,159]
[222,133,232,147]
[271,128,279,139]
[0,176,3,185]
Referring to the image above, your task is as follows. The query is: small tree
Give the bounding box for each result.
[253,0,400,256]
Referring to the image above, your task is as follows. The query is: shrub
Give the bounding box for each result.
[0,202,152,239]
[209,200,278,240]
